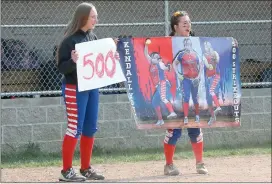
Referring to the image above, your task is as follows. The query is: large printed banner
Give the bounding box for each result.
[118,36,241,129]
[76,38,126,92]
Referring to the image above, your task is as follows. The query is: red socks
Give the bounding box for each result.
[62,135,78,171]
[62,134,95,171]
[194,103,200,115]
[164,141,204,165]
[183,103,200,116]
[212,95,220,107]
[155,107,163,120]
[165,102,174,113]
[191,141,203,163]
[208,106,215,116]
[164,142,176,165]
[80,135,95,170]
[183,102,189,117]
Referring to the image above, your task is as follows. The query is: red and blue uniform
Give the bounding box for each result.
[163,33,205,171]
[149,63,174,120]
[175,49,200,117]
[204,52,221,115]
[58,30,99,139]
[163,48,202,151]
[205,53,220,77]
[57,29,99,172]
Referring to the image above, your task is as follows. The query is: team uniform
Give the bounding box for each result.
[174,48,200,124]
[204,51,221,125]
[163,44,205,176]
[58,29,104,181]
[149,62,177,125]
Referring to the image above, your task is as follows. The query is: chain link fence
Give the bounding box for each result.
[1,1,271,97]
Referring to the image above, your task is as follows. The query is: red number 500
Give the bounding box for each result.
[83,50,116,80]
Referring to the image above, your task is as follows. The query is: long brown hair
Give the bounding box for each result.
[57,2,94,63]
[64,2,94,39]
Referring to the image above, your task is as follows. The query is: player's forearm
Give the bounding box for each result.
[203,57,209,67]
[173,61,182,75]
[197,64,202,79]
[144,45,151,63]
[159,62,168,70]
[215,52,220,63]
[172,61,177,73]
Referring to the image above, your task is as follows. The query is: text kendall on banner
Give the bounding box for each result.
[117,38,138,121]
[75,38,126,92]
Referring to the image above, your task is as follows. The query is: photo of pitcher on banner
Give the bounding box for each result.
[118,36,241,129]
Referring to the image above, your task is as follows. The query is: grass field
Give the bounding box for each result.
[1,142,271,169]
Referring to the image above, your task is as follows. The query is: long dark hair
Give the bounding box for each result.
[63,2,94,41]
[169,11,194,36]
[57,2,94,64]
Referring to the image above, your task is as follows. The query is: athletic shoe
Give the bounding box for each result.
[59,167,86,182]
[195,115,200,123]
[214,107,222,116]
[80,166,105,180]
[196,163,208,174]
[155,119,165,126]
[208,116,216,126]
[164,164,180,176]
[167,112,177,119]
[184,117,189,125]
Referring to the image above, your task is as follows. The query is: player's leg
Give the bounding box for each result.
[182,78,191,124]
[160,80,177,119]
[206,77,216,125]
[163,129,182,175]
[206,77,214,116]
[152,86,164,125]
[210,74,221,115]
[191,80,200,123]
[80,88,104,180]
[59,83,88,182]
[187,128,208,174]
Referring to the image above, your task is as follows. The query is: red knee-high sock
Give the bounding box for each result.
[183,102,189,117]
[208,106,214,116]
[165,102,174,113]
[80,135,95,170]
[164,142,176,165]
[212,95,220,107]
[191,141,203,164]
[62,135,78,171]
[194,103,200,115]
[155,106,163,120]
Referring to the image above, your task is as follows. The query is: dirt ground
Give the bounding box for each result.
[1,155,271,183]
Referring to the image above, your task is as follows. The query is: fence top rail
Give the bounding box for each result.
[1,20,271,28]
[0,88,128,97]
[1,83,271,97]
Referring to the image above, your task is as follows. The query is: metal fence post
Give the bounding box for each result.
[164,0,169,36]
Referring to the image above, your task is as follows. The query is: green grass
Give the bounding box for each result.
[1,143,271,169]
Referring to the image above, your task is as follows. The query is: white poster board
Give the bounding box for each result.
[75,38,126,92]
